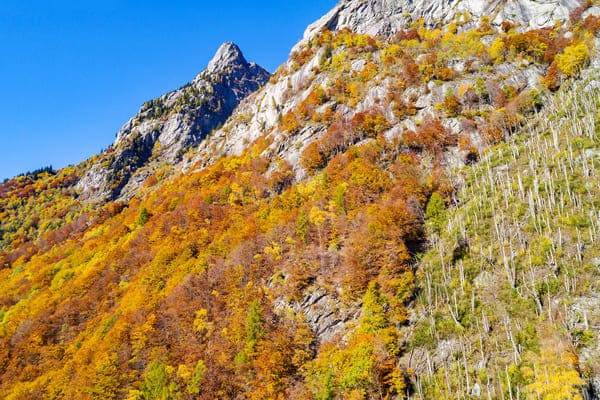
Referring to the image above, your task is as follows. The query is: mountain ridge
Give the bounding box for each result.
[76,41,270,202]
[1,0,600,398]
[297,0,584,47]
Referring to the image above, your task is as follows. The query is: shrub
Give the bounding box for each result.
[359,61,378,81]
[458,134,478,163]
[481,108,521,144]
[433,66,456,81]
[478,16,493,33]
[301,142,327,174]
[351,111,390,138]
[387,86,417,118]
[488,37,505,63]
[315,28,334,47]
[583,15,600,34]
[323,119,352,154]
[555,41,590,77]
[345,81,362,106]
[441,93,461,117]
[404,116,456,154]
[460,87,480,107]
[542,67,559,91]
[506,29,554,62]
[139,361,181,400]
[329,78,362,107]
[137,208,150,226]
[401,55,421,86]
[291,46,315,68]
[87,355,121,400]
[439,29,486,60]
[418,53,436,81]
[501,20,515,33]
[510,89,542,114]
[570,0,592,23]
[298,86,328,119]
[522,340,585,400]
[186,361,207,395]
[381,44,403,65]
[425,192,446,233]
[358,281,389,334]
[281,111,301,134]
[269,159,294,193]
[237,300,263,363]
[486,80,507,107]
[331,51,349,72]
[333,29,378,49]
[395,28,420,42]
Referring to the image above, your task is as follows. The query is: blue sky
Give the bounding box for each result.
[0,0,335,180]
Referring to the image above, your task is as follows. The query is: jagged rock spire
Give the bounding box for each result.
[207,42,248,73]
[78,42,269,202]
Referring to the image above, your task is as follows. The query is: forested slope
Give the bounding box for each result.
[407,73,600,398]
[0,1,599,399]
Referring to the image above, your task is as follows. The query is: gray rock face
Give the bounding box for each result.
[77,42,270,202]
[187,0,581,179]
[275,288,360,343]
[298,0,580,45]
[189,43,330,173]
[78,0,584,203]
[567,295,600,399]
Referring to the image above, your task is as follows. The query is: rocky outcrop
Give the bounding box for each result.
[274,287,360,343]
[186,0,582,180]
[300,0,581,44]
[189,44,329,174]
[77,42,270,202]
[76,0,585,202]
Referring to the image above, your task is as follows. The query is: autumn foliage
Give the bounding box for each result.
[404,116,457,154]
[0,11,593,400]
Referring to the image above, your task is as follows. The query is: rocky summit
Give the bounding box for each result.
[2,0,600,399]
[301,0,582,40]
[77,42,270,202]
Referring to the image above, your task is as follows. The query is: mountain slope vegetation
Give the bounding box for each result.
[0,1,600,399]
[408,73,600,399]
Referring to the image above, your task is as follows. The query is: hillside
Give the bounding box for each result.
[0,0,600,399]
[407,73,600,399]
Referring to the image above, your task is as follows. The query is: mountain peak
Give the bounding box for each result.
[206,41,248,73]
[78,41,269,202]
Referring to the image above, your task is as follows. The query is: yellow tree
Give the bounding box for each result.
[522,334,585,400]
